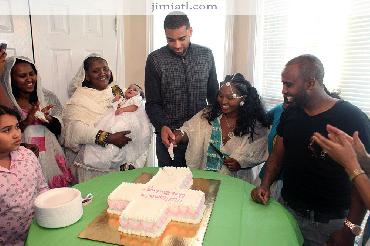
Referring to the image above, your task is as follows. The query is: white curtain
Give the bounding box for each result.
[223,15,234,78]
[253,0,370,116]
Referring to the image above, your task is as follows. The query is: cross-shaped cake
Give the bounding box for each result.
[107,167,206,238]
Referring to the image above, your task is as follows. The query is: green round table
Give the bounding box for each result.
[26,167,303,246]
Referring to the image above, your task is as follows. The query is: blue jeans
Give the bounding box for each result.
[155,134,187,167]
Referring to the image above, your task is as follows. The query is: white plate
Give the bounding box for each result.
[34,187,83,228]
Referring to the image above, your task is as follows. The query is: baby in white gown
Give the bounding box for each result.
[83,84,151,169]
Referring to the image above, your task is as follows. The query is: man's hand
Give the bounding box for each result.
[223,157,241,172]
[106,131,132,148]
[161,126,175,148]
[251,186,271,205]
[326,226,355,246]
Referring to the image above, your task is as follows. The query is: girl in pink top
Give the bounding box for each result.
[0,105,48,246]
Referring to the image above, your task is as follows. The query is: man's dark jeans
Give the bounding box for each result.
[156,134,187,167]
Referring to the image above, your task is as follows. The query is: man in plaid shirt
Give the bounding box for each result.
[145,11,218,167]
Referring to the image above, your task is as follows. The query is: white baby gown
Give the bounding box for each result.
[83,95,151,169]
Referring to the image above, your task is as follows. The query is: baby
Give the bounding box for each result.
[83,84,152,169]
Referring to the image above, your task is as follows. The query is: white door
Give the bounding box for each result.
[0,0,33,59]
[29,0,120,104]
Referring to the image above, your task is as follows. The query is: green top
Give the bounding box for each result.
[26,167,303,246]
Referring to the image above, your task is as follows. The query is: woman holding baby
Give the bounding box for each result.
[62,54,151,182]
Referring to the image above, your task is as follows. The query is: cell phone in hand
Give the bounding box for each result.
[0,43,7,50]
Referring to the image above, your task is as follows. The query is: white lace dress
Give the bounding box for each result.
[83,95,152,169]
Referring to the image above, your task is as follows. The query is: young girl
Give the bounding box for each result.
[0,105,48,245]
[83,83,151,169]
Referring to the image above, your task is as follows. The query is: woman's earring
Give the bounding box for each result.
[240,101,245,106]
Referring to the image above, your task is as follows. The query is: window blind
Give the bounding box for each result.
[339,1,370,115]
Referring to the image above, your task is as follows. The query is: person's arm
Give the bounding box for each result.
[63,118,131,150]
[115,105,138,115]
[0,48,14,107]
[312,125,368,245]
[251,136,285,205]
[326,188,367,245]
[313,125,370,208]
[144,55,170,133]
[45,116,62,136]
[351,173,370,209]
[0,83,13,107]
[62,119,99,151]
[206,51,219,105]
[42,89,63,136]
[0,47,6,76]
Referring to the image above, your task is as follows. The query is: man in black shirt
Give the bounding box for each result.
[145,11,218,167]
[251,54,370,245]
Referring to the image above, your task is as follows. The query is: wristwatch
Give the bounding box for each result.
[344,218,363,236]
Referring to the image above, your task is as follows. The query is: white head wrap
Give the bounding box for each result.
[68,53,105,97]
[2,56,46,119]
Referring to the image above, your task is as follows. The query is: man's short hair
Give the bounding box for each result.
[164,11,190,29]
[286,54,325,85]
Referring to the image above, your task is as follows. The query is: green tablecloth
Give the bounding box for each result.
[26,167,303,246]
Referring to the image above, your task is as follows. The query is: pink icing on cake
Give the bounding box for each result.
[107,167,206,237]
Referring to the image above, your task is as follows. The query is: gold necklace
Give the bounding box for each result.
[223,114,235,139]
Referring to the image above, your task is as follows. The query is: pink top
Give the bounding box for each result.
[0,146,48,246]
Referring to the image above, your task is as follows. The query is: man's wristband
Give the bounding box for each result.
[349,168,365,181]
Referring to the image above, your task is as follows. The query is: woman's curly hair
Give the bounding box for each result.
[202,73,269,141]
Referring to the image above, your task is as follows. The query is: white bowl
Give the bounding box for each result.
[34,187,83,228]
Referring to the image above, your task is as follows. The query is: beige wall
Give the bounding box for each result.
[123,15,147,89]
[232,15,255,83]
[122,15,253,88]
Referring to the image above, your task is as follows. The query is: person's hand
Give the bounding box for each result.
[325,226,355,246]
[223,157,241,172]
[161,126,175,148]
[352,131,370,169]
[0,48,6,76]
[106,131,132,148]
[41,104,54,122]
[115,108,125,115]
[113,95,121,102]
[325,124,369,166]
[312,125,362,173]
[251,186,270,205]
[21,104,39,129]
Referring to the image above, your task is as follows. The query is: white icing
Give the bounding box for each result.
[107,167,206,238]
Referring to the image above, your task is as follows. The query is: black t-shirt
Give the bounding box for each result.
[277,100,370,211]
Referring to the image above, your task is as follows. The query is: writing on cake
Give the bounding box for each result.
[107,167,206,238]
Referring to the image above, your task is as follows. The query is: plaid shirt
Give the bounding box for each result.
[145,43,218,132]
